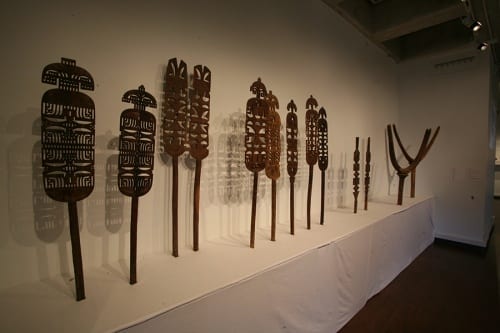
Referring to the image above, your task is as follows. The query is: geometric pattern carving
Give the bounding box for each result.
[41,57,95,203]
[118,85,157,198]
[245,78,270,248]
[265,91,280,242]
[364,137,371,210]
[353,137,360,213]
[118,85,157,285]
[40,57,95,302]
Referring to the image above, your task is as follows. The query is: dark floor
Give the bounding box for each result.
[339,218,500,332]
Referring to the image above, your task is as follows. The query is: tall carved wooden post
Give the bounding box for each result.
[265,91,281,241]
[364,137,371,210]
[41,58,95,301]
[286,100,298,235]
[118,85,157,284]
[318,107,328,225]
[305,95,319,229]
[188,65,211,251]
[353,137,360,213]
[386,125,431,205]
[391,124,440,198]
[163,58,188,257]
[245,78,269,248]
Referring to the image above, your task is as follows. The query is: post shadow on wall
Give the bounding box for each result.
[336,151,348,208]
[103,135,129,280]
[6,108,72,297]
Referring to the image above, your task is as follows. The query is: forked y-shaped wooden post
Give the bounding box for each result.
[391,124,440,198]
[386,125,432,205]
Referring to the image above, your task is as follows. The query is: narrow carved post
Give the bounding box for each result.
[353,137,360,213]
[265,91,280,242]
[41,58,95,301]
[163,58,188,257]
[118,85,157,283]
[286,100,298,235]
[364,137,371,210]
[305,95,319,229]
[318,107,328,225]
[245,78,269,248]
[188,65,211,251]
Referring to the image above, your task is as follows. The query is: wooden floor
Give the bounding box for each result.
[340,222,500,332]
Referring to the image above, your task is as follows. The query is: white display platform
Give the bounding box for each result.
[0,196,434,333]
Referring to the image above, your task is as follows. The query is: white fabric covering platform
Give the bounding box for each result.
[0,196,434,333]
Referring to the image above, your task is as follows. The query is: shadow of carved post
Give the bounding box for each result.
[41,58,95,301]
[265,91,280,242]
[318,107,328,225]
[353,137,360,213]
[163,58,188,257]
[364,137,371,210]
[245,78,269,248]
[305,95,319,229]
[286,100,298,235]
[391,124,440,198]
[188,65,211,251]
[118,85,157,285]
[386,124,432,205]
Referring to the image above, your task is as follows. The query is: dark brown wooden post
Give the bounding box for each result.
[286,100,298,235]
[305,95,319,229]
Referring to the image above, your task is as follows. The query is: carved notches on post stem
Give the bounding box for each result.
[265,91,281,180]
[245,78,269,173]
[305,95,319,166]
[318,107,328,172]
[286,100,298,179]
[41,57,95,203]
[189,65,211,160]
[353,137,360,213]
[118,85,157,198]
[163,58,188,157]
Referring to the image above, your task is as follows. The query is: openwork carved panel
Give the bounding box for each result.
[286,100,298,178]
[265,91,281,180]
[41,58,95,203]
[189,65,211,160]
[163,58,188,157]
[245,78,269,173]
[305,95,319,166]
[318,107,328,171]
[118,85,157,198]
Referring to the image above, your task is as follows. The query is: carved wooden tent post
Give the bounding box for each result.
[265,91,281,241]
[188,65,211,251]
[318,107,328,225]
[286,100,298,235]
[391,124,440,198]
[353,137,360,213]
[163,58,188,257]
[41,58,95,301]
[245,78,269,248]
[386,124,432,205]
[364,137,371,210]
[118,85,157,284]
[305,95,319,229]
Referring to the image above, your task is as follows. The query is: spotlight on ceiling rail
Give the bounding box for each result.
[461,16,482,32]
[477,42,489,51]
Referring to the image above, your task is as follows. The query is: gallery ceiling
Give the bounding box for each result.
[322,0,500,65]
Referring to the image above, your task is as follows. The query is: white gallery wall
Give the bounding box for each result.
[397,53,495,246]
[0,0,400,289]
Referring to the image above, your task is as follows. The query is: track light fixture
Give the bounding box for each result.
[477,42,488,51]
[461,15,482,32]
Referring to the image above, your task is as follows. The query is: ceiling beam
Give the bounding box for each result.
[373,3,465,42]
